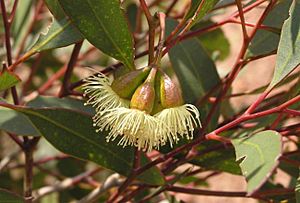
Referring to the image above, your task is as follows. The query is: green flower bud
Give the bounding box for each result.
[130,82,156,114]
[111,67,150,99]
[160,73,184,108]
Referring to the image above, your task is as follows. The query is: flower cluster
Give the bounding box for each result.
[83,68,201,152]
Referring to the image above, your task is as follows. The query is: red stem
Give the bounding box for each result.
[167,186,247,197]
[235,0,249,40]
[283,109,300,117]
[203,0,276,132]
[167,186,293,199]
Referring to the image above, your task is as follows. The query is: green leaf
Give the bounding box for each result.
[247,0,292,57]
[58,0,135,70]
[0,188,23,203]
[16,107,164,185]
[185,0,220,26]
[0,70,21,91]
[27,18,83,55]
[167,20,220,103]
[167,19,220,131]
[296,169,300,203]
[269,1,300,88]
[232,130,282,195]
[27,96,94,115]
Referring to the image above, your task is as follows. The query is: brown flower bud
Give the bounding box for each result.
[130,82,156,114]
[160,73,184,108]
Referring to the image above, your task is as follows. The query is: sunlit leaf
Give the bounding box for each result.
[232,130,282,195]
[269,1,300,88]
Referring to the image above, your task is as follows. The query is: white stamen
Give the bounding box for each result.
[155,104,201,147]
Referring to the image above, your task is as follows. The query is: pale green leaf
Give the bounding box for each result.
[269,1,300,88]
[232,130,282,195]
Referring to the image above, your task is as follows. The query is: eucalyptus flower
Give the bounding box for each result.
[102,107,163,152]
[83,68,201,152]
[82,68,150,132]
[82,72,129,114]
[100,72,167,152]
[155,104,201,147]
[154,73,201,147]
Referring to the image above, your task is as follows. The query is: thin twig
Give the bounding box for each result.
[23,137,40,203]
[59,41,83,97]
[8,0,19,23]
[139,0,157,65]
[167,186,247,197]
[33,168,101,202]
[78,174,124,203]
[108,149,142,203]
[0,0,13,65]
[153,12,166,65]
[166,0,179,16]
[235,0,249,40]
[0,0,20,105]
